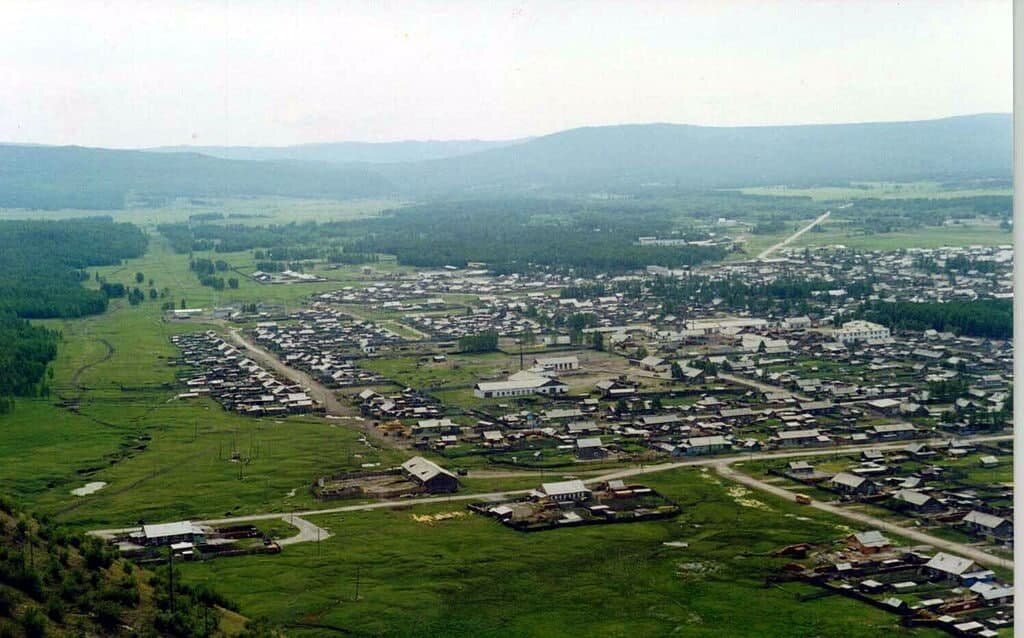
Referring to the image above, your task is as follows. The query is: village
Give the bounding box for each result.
[151,242,1015,634]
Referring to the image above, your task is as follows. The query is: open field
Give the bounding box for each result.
[791,219,1012,251]
[738,180,1012,201]
[0,196,403,227]
[177,467,946,638]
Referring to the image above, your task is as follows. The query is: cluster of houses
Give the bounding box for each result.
[356,387,444,423]
[249,305,400,386]
[404,308,540,340]
[472,479,679,531]
[783,530,1013,635]
[250,269,326,284]
[781,442,1012,548]
[170,332,322,416]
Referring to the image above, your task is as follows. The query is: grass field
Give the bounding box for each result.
[0,196,402,227]
[177,467,945,638]
[738,180,1012,201]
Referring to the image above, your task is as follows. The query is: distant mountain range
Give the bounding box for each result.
[0,114,1010,209]
[378,113,1012,195]
[146,138,525,164]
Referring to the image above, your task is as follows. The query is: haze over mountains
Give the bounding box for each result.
[147,138,525,164]
[0,114,1010,210]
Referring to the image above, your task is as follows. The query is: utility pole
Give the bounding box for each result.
[168,546,176,614]
[354,566,361,601]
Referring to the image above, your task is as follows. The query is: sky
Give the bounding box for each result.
[0,0,1011,148]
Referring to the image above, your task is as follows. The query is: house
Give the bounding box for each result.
[575,437,607,460]
[595,378,637,398]
[411,418,457,437]
[866,398,903,415]
[903,443,936,459]
[679,435,730,456]
[979,455,999,468]
[401,456,460,493]
[830,472,878,497]
[771,429,830,447]
[639,355,668,372]
[474,373,569,398]
[533,356,580,372]
[847,530,892,554]
[969,581,1014,606]
[787,460,815,475]
[718,407,758,422]
[866,423,918,440]
[539,480,592,503]
[799,400,836,414]
[890,489,944,513]
[961,511,1013,540]
[923,552,977,583]
[637,414,683,429]
[142,521,206,547]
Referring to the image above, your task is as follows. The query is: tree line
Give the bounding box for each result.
[855,299,1012,339]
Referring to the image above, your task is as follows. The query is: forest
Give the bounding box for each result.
[834,195,1011,233]
[0,219,148,318]
[855,299,1012,339]
[0,315,59,412]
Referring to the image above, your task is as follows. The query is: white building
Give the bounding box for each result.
[474,371,569,399]
[539,479,592,502]
[532,356,580,372]
[833,320,891,344]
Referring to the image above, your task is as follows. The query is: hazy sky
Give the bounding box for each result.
[0,0,1011,148]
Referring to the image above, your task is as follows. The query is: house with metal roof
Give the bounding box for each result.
[401,456,460,493]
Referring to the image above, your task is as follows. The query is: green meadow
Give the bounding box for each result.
[178,468,945,638]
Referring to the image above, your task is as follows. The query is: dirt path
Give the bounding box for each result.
[70,337,115,389]
[757,210,831,260]
[714,461,1012,570]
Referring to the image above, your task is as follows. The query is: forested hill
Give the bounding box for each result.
[381,113,1012,194]
[0,145,394,210]
[147,138,524,164]
[0,114,1010,206]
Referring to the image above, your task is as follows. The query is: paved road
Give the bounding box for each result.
[714,461,1012,570]
[757,210,831,260]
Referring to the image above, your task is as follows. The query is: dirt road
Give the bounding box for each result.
[225,328,353,417]
[92,433,1012,565]
[757,210,831,260]
[717,372,810,401]
[277,515,332,546]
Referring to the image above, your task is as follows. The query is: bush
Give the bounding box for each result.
[21,608,45,638]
